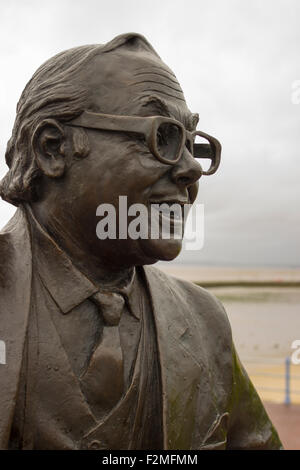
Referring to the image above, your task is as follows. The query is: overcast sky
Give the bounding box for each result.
[0,0,299,267]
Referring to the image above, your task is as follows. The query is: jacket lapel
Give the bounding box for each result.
[0,208,32,449]
[0,209,227,450]
[28,284,98,447]
[143,265,221,449]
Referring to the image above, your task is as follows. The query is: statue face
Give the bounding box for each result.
[55,50,202,268]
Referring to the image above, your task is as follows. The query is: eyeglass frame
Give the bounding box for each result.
[67,111,222,175]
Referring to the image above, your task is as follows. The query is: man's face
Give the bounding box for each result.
[64,50,202,268]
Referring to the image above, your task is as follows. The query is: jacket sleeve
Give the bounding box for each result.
[226,344,283,449]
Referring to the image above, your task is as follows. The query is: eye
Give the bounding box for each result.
[156,122,184,162]
[157,129,167,146]
[185,139,192,152]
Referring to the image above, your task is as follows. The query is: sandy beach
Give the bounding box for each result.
[157,263,300,284]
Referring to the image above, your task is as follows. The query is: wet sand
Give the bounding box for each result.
[211,286,300,363]
[158,264,300,404]
[157,264,300,448]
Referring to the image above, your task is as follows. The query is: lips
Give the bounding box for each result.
[147,201,189,240]
[149,199,189,220]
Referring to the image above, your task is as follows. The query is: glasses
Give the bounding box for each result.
[68,111,222,175]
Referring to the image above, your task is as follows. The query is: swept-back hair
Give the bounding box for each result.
[0,33,159,205]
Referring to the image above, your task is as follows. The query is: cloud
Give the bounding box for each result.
[0,0,299,266]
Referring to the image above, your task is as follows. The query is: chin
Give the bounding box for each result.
[140,238,183,264]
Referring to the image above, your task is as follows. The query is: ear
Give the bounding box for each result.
[31,119,66,178]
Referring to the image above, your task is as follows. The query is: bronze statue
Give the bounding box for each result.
[0,33,282,450]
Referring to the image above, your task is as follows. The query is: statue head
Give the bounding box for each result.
[0,33,221,272]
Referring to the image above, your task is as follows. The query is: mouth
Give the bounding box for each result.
[148,199,189,238]
[148,199,189,219]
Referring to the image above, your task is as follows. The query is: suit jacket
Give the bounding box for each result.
[0,207,282,450]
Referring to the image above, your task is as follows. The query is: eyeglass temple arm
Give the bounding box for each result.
[193,143,214,159]
[193,138,222,175]
[68,111,150,134]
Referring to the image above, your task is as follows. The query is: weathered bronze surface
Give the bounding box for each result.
[0,33,282,449]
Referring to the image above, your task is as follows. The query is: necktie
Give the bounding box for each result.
[80,291,126,417]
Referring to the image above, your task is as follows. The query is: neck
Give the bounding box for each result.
[27,203,134,289]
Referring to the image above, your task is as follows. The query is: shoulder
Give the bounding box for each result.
[144,265,234,380]
[0,207,31,289]
[144,265,232,335]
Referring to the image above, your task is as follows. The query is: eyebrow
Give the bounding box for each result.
[140,95,171,117]
[140,95,199,131]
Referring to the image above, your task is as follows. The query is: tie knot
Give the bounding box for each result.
[91,291,125,326]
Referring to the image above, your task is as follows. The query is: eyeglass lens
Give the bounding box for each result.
[156,122,184,162]
[155,122,215,172]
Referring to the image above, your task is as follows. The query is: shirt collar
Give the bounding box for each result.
[26,206,138,318]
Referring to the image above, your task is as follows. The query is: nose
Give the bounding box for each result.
[170,147,202,188]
